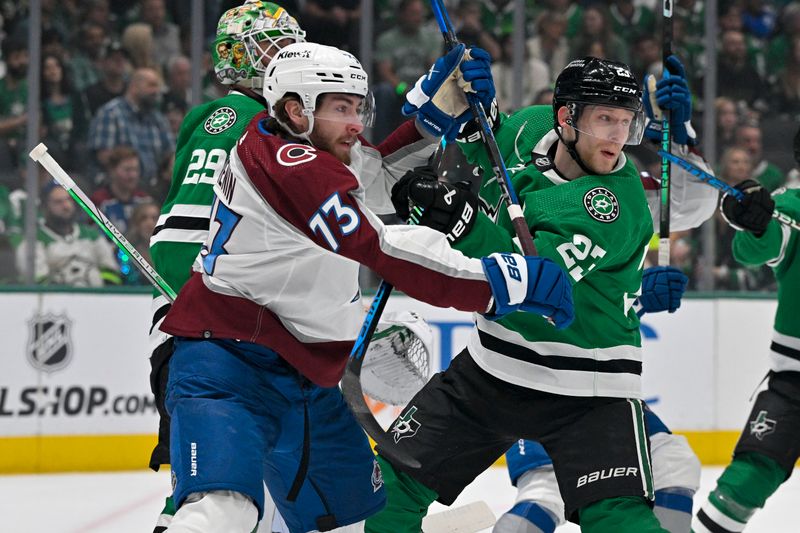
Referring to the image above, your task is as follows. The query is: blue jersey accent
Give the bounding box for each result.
[202,198,242,275]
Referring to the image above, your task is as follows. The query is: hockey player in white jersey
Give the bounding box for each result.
[158,42,573,533]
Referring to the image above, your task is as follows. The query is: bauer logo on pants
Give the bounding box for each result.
[749,410,776,440]
[391,406,421,443]
[26,313,73,373]
[583,187,620,223]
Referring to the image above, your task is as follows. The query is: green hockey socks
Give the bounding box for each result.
[364,455,438,533]
[579,496,669,533]
[692,452,787,532]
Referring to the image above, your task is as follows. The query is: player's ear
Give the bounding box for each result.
[285,99,305,127]
[557,106,572,129]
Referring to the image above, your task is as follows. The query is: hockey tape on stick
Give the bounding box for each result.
[422,501,496,533]
[656,150,800,231]
[659,0,674,267]
[29,143,177,301]
[429,0,536,256]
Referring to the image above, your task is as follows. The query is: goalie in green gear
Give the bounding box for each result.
[149,3,304,532]
[366,57,673,533]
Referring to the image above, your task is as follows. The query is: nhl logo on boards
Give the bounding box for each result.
[204,107,237,134]
[26,313,73,373]
[583,187,620,223]
[749,410,776,440]
[391,406,421,443]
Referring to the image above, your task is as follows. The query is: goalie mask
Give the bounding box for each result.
[213,1,305,88]
[262,42,375,138]
[553,57,645,146]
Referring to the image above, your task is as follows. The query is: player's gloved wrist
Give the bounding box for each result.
[455,97,500,144]
[720,179,775,236]
[481,253,574,329]
[391,165,438,220]
[638,266,689,315]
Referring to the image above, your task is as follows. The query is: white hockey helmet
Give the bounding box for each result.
[262,42,375,136]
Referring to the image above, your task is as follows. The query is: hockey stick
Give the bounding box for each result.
[422,501,496,533]
[429,0,536,256]
[341,206,426,469]
[28,143,177,301]
[659,0,674,266]
[657,149,800,231]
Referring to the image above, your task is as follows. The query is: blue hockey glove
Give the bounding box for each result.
[481,252,574,329]
[637,266,688,315]
[404,45,495,141]
[643,55,697,146]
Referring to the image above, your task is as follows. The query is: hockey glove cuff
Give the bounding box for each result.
[637,266,688,315]
[481,253,574,329]
[720,179,775,236]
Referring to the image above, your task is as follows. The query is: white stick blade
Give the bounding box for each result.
[28,143,48,162]
[422,501,496,533]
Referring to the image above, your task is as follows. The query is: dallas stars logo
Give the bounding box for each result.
[204,107,237,134]
[583,187,620,223]
[391,406,421,443]
[749,410,776,440]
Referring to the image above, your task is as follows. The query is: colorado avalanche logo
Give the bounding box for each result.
[276,144,317,166]
[371,459,384,492]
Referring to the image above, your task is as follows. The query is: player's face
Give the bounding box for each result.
[573,106,634,174]
[310,94,365,165]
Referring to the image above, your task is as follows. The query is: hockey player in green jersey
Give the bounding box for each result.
[365,58,673,533]
[692,132,800,533]
[147,3,305,531]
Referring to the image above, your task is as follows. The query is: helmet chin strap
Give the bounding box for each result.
[555,121,598,177]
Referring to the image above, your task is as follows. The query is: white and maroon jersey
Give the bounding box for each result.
[162,112,491,386]
[641,143,718,232]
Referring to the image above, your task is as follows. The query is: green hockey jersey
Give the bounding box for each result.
[149,91,266,348]
[456,105,653,398]
[733,188,800,373]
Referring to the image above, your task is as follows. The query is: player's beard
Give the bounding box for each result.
[310,130,352,166]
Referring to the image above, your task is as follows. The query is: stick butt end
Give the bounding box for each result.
[28,143,48,162]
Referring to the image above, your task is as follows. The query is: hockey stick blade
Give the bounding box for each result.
[422,501,496,533]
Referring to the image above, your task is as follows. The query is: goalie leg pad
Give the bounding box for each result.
[734,371,800,472]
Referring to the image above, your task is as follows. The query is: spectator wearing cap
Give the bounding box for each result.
[0,37,28,185]
[69,22,108,92]
[84,40,131,115]
[88,68,174,185]
[15,181,121,287]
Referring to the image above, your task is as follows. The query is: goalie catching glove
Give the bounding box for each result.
[482,252,574,329]
[720,179,775,236]
[404,44,495,141]
[391,165,479,244]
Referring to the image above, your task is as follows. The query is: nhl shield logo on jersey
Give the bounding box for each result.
[391,406,421,443]
[204,107,237,134]
[583,187,620,223]
[749,410,776,440]
[26,313,73,373]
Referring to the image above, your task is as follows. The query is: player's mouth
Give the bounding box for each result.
[600,148,618,160]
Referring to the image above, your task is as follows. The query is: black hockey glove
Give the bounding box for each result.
[720,179,775,237]
[391,166,479,244]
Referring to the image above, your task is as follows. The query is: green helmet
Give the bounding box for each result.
[213,1,305,87]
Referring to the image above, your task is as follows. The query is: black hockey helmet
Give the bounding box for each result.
[553,57,643,115]
[552,57,645,148]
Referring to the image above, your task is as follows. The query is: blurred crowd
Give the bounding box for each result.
[0,0,797,291]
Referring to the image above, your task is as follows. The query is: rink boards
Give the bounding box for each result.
[0,290,778,473]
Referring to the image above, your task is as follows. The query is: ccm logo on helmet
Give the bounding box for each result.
[613,85,637,94]
[351,73,366,80]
